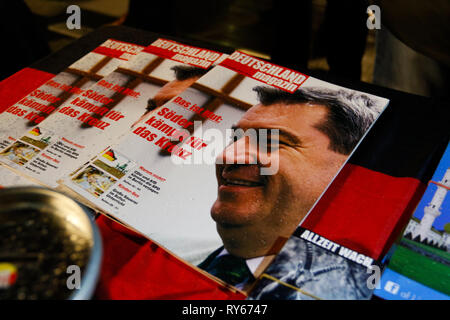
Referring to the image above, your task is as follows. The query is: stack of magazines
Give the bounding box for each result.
[0,35,446,300]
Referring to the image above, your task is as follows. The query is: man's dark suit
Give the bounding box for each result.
[198,247,255,287]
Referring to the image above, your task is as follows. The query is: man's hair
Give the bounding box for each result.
[254,86,385,155]
[171,65,212,81]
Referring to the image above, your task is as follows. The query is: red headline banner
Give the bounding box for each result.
[144,38,225,69]
[93,39,145,60]
[220,51,309,93]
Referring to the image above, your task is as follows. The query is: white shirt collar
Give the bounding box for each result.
[217,248,265,277]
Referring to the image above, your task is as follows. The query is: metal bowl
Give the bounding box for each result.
[0,187,102,300]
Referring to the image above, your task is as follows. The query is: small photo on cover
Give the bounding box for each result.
[92,149,134,179]
[19,127,53,150]
[0,141,40,166]
[71,165,117,197]
[248,235,373,300]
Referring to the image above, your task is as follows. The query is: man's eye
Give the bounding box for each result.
[262,136,281,146]
[269,139,280,145]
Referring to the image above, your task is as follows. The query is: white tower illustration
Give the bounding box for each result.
[416,168,450,242]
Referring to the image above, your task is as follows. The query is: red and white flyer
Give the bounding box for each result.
[59,51,390,293]
[0,39,227,189]
[0,39,144,150]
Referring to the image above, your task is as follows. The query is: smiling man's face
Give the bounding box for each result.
[210,102,348,259]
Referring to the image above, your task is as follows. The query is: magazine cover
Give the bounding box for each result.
[0,39,227,188]
[0,39,145,150]
[60,50,389,292]
[374,142,450,300]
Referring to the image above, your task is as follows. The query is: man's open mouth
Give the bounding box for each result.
[223,179,264,187]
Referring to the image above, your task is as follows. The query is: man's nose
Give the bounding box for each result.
[217,136,258,165]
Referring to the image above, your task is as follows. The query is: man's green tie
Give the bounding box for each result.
[204,254,254,286]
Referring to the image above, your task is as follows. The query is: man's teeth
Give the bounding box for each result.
[226,179,261,186]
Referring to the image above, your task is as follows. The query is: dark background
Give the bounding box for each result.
[1,0,377,84]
